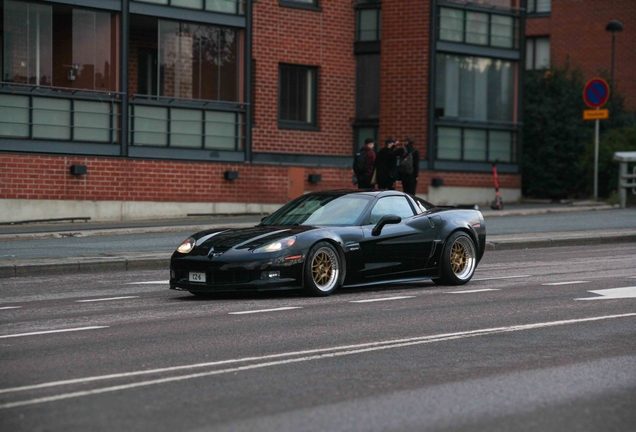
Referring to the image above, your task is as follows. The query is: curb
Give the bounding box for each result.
[2,233,634,279]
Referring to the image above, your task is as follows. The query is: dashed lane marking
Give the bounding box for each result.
[0,326,109,339]
[0,306,21,310]
[229,307,303,315]
[126,281,169,285]
[76,296,140,303]
[543,281,590,286]
[350,296,416,303]
[472,275,532,282]
[446,289,500,294]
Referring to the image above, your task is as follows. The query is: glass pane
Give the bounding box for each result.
[74,100,111,142]
[535,37,550,69]
[3,0,53,85]
[280,66,313,123]
[358,9,379,41]
[489,130,512,162]
[0,94,30,137]
[459,56,490,121]
[171,108,202,148]
[206,0,239,14]
[356,54,380,119]
[72,9,115,91]
[488,60,514,121]
[305,69,314,123]
[465,12,488,45]
[435,54,460,117]
[439,8,463,42]
[536,0,551,13]
[464,129,487,161]
[370,196,414,224]
[205,111,236,150]
[136,0,169,4]
[32,97,71,139]
[527,0,536,13]
[525,39,535,70]
[132,105,168,146]
[159,21,193,99]
[491,15,514,48]
[356,127,377,152]
[172,0,203,9]
[437,127,461,160]
[218,28,240,101]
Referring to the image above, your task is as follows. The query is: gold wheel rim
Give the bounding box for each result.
[451,241,467,274]
[312,251,333,286]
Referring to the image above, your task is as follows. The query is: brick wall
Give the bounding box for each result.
[528,0,636,109]
[251,0,356,155]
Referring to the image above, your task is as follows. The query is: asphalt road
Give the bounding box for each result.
[1,208,636,261]
[1,244,635,431]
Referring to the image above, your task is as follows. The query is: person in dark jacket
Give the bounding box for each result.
[375,138,400,190]
[396,137,420,195]
[356,138,376,189]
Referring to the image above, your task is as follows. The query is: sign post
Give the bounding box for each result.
[583,78,610,200]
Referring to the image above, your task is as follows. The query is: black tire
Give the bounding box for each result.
[303,242,342,296]
[434,231,477,286]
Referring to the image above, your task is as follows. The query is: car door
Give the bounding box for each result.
[359,195,435,282]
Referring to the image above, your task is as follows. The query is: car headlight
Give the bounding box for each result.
[253,236,296,253]
[176,237,196,254]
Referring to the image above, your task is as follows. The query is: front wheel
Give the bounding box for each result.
[433,232,477,286]
[304,242,342,296]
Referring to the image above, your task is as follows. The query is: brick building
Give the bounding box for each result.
[0,0,527,223]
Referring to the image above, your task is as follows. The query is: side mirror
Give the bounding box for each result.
[372,214,401,236]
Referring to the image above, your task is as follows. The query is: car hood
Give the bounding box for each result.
[189,225,316,255]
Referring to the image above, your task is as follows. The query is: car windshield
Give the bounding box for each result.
[261,194,373,226]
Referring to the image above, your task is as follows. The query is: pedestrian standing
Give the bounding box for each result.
[375,138,400,190]
[396,137,420,195]
[353,138,376,189]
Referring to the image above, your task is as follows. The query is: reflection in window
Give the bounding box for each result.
[465,12,488,45]
[435,54,515,122]
[439,7,517,49]
[357,8,381,41]
[526,37,550,70]
[134,0,244,15]
[370,196,414,224]
[2,0,117,91]
[437,127,514,163]
[131,16,242,102]
[279,64,317,126]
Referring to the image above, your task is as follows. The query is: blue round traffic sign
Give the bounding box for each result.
[583,78,610,108]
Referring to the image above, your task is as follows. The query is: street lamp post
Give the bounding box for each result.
[605,20,623,92]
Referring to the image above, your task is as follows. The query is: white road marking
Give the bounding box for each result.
[543,281,590,286]
[126,281,169,285]
[472,275,532,281]
[229,307,303,315]
[0,313,633,409]
[446,289,500,294]
[350,296,416,303]
[576,286,636,300]
[628,276,636,279]
[0,326,109,339]
[0,306,21,310]
[76,296,139,303]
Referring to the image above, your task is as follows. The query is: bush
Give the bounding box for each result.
[579,126,636,198]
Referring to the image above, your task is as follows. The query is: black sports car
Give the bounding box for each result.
[170,189,486,296]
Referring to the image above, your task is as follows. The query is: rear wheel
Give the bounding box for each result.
[433,232,477,285]
[304,242,342,296]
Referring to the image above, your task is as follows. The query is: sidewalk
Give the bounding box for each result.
[1,201,634,279]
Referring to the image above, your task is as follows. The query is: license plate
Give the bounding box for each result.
[189,272,206,283]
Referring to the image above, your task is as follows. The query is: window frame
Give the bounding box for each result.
[278,63,319,131]
[279,0,322,12]
[435,126,516,164]
[438,6,519,50]
[525,36,550,70]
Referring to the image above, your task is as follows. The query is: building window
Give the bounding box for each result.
[437,127,514,163]
[526,37,550,70]
[2,0,118,91]
[439,7,517,49]
[279,0,320,11]
[279,64,317,129]
[130,16,243,102]
[354,126,377,152]
[133,0,245,15]
[356,8,381,41]
[435,54,516,122]
[527,0,551,14]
